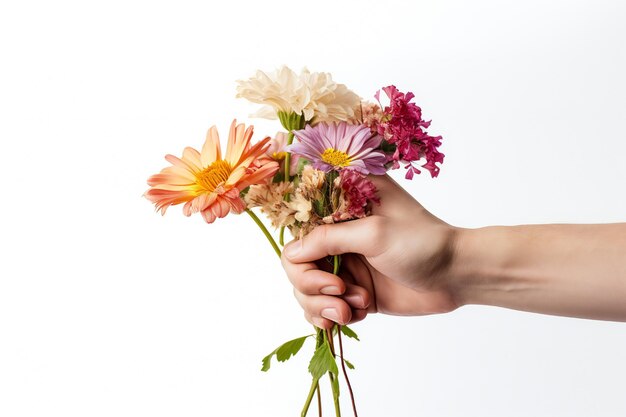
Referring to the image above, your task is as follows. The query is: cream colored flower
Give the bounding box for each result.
[244,182,296,229]
[236,66,361,125]
[299,165,326,191]
[360,101,384,129]
[287,165,326,231]
[289,193,313,223]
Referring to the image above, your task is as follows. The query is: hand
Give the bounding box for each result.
[281,174,461,329]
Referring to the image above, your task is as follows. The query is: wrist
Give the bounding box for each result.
[447,226,520,308]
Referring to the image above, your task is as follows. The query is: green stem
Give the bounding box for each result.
[302,327,325,416]
[323,327,341,417]
[333,255,341,275]
[317,382,322,417]
[279,131,296,246]
[245,209,281,258]
[284,131,295,182]
[302,378,321,417]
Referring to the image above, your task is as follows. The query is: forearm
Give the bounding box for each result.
[452,223,626,321]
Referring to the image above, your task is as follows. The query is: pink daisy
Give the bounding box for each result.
[288,122,386,175]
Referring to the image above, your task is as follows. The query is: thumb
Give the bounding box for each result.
[283,216,384,262]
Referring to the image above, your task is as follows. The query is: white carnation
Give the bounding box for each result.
[236,66,361,125]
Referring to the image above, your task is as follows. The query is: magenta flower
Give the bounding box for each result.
[288,122,387,175]
[339,169,380,219]
[374,85,444,179]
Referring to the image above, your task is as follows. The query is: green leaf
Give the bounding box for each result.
[261,352,273,372]
[343,358,355,370]
[276,336,308,362]
[308,342,338,379]
[340,325,360,341]
[261,335,310,372]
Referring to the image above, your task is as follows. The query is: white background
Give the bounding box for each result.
[1,0,625,416]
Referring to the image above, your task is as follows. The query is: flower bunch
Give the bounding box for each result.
[145,66,444,417]
[366,85,445,179]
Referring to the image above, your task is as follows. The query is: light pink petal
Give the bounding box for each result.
[201,208,217,224]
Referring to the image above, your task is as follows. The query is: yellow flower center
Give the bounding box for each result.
[321,148,351,167]
[196,160,232,193]
[272,151,287,161]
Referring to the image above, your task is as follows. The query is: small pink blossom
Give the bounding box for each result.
[266,132,299,175]
[336,170,379,220]
[374,85,444,179]
[360,101,383,130]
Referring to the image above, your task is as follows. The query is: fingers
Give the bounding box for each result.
[294,290,353,325]
[282,251,372,305]
[297,290,370,329]
[291,276,372,329]
[281,255,346,296]
[343,282,371,311]
[282,216,384,262]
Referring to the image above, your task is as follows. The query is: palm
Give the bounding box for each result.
[345,254,458,317]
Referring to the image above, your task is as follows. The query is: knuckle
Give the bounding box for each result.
[317,225,340,255]
[311,224,329,248]
[365,216,387,252]
[367,215,385,239]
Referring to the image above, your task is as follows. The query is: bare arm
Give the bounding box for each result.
[453,224,626,321]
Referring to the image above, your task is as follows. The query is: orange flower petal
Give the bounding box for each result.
[144,188,194,214]
[237,161,279,190]
[226,120,251,166]
[182,147,202,170]
[147,173,195,187]
[165,154,200,175]
[201,126,222,166]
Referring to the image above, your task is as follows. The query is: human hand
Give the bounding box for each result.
[281,174,461,329]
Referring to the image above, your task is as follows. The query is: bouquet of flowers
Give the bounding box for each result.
[145,66,444,416]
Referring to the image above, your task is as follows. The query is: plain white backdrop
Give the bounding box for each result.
[1,0,625,416]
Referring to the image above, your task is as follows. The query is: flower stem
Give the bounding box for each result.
[323,329,341,417]
[245,209,281,258]
[317,382,322,417]
[338,327,358,417]
[302,327,325,416]
[302,377,321,417]
[284,131,295,182]
[279,131,296,246]
[333,255,341,275]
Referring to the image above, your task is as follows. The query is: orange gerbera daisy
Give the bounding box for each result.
[145,120,279,224]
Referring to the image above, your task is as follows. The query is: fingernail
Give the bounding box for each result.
[283,240,301,259]
[320,286,342,295]
[321,308,341,323]
[344,294,365,308]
